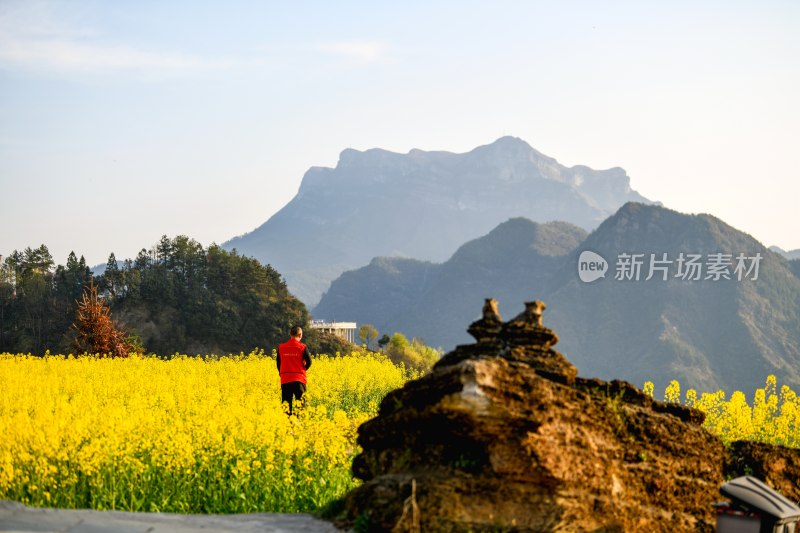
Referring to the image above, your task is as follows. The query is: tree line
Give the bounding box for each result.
[0,245,91,353]
[0,236,441,367]
[0,237,349,356]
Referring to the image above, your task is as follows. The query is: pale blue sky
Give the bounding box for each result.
[1,0,798,267]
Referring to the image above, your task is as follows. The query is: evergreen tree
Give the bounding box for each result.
[103,252,121,299]
[53,251,93,350]
[14,245,57,352]
[377,334,391,350]
[0,256,17,350]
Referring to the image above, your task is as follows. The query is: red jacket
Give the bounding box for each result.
[277,338,312,385]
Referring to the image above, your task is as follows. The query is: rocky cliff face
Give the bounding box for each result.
[340,299,727,532]
[224,137,651,305]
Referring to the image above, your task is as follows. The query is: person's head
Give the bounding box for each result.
[290,326,303,339]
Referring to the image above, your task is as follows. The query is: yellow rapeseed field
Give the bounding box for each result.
[0,351,410,513]
[4,350,800,515]
[649,375,800,447]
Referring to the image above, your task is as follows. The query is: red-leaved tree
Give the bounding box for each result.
[72,280,129,357]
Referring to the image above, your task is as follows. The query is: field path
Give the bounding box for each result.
[0,500,342,532]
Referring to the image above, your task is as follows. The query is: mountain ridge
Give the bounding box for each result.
[224,137,652,305]
[314,202,800,394]
[770,246,800,260]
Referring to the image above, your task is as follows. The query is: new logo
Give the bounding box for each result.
[578,251,608,283]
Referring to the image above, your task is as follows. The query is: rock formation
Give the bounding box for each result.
[725,441,800,504]
[341,298,727,532]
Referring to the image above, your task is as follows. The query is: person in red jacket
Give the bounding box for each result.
[276,325,312,415]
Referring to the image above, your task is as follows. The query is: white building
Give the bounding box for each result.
[309,320,357,343]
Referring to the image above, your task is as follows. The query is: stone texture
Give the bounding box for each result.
[341,299,726,532]
[726,441,800,503]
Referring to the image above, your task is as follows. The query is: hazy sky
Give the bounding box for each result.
[1,1,798,268]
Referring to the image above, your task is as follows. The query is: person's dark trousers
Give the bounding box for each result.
[281,381,306,415]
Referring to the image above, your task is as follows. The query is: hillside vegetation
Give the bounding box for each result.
[0,237,347,356]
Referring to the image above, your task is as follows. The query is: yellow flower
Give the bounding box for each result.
[0,350,406,513]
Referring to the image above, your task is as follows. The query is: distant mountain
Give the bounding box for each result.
[791,260,800,279]
[313,218,587,347]
[547,203,800,394]
[224,137,652,305]
[770,246,800,260]
[314,203,800,394]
